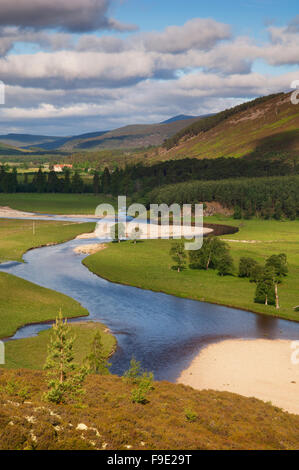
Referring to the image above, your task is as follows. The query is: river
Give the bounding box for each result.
[1,215,299,381]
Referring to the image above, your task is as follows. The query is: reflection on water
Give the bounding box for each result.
[1,236,299,382]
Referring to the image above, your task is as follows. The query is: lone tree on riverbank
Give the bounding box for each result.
[265,254,288,309]
[254,266,276,306]
[44,311,86,404]
[170,241,187,272]
[253,254,288,308]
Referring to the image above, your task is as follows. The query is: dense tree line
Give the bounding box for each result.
[163,93,284,150]
[148,175,299,220]
[0,166,90,194]
[0,165,18,192]
[170,237,234,276]
[0,163,298,221]
[1,151,298,197]
[99,153,298,197]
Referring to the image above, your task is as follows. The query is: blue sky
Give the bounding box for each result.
[115,0,298,36]
[0,0,298,135]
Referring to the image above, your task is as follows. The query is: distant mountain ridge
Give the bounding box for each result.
[0,131,109,151]
[161,114,198,124]
[0,117,203,152]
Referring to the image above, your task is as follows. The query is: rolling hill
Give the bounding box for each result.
[0,131,109,151]
[159,92,299,161]
[0,133,61,148]
[59,117,202,151]
[0,141,29,156]
[0,117,203,152]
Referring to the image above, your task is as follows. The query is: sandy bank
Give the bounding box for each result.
[73,244,107,255]
[0,206,35,218]
[0,206,101,219]
[177,339,299,415]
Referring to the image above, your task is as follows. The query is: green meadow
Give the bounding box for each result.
[0,193,116,215]
[2,321,116,370]
[84,217,299,322]
[0,218,95,262]
[0,219,95,338]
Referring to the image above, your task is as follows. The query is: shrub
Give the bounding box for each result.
[185,409,198,422]
[131,372,154,405]
[123,357,143,384]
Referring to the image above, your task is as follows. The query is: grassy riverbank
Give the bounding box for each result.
[0,219,95,262]
[1,322,116,369]
[0,193,116,215]
[84,217,299,322]
[0,219,95,338]
[0,272,89,339]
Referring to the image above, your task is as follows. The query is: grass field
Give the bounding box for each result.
[0,193,116,215]
[84,217,299,322]
[0,219,95,338]
[0,219,95,262]
[0,272,89,339]
[1,321,116,369]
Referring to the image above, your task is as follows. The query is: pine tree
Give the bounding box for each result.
[123,357,143,384]
[11,167,18,192]
[71,171,84,193]
[273,201,283,220]
[47,170,60,193]
[33,167,46,193]
[93,170,100,195]
[44,311,86,403]
[63,168,71,193]
[85,331,111,375]
[233,206,242,219]
[101,167,111,194]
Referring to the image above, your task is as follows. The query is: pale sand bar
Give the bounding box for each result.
[0,206,100,219]
[177,339,299,415]
[73,243,107,255]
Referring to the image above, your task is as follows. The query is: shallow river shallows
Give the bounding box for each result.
[1,215,299,381]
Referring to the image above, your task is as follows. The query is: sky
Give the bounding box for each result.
[0,0,298,136]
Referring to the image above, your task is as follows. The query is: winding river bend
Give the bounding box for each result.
[1,215,299,381]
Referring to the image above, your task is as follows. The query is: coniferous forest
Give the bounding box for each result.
[1,154,298,220]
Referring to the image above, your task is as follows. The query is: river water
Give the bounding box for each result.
[1,216,299,381]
